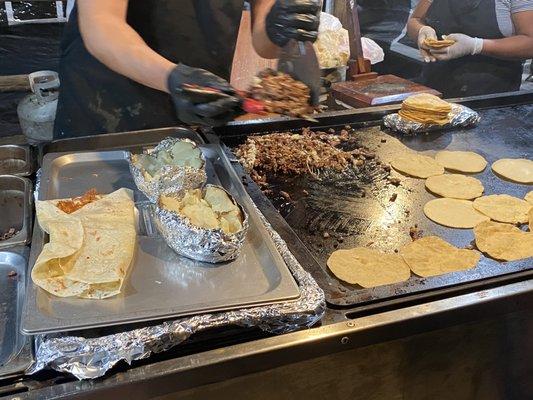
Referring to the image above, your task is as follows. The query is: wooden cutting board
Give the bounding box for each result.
[332,75,441,108]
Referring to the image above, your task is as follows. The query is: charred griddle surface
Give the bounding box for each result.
[228,105,533,307]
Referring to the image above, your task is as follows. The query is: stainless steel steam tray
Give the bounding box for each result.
[22,145,300,334]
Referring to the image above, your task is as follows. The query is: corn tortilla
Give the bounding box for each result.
[474,221,533,261]
[327,247,411,288]
[391,153,444,178]
[491,158,533,184]
[400,236,480,277]
[424,198,489,228]
[423,38,456,49]
[425,174,484,199]
[434,150,487,173]
[472,194,531,224]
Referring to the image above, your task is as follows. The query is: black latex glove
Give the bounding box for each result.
[266,0,321,48]
[168,63,242,127]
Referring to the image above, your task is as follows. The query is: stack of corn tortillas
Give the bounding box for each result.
[398,93,452,125]
[32,188,136,299]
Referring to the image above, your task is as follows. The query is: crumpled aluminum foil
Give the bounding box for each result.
[129,138,207,203]
[154,184,249,263]
[383,104,480,135]
[27,202,326,380]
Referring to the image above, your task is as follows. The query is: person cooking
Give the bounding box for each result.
[407,0,533,97]
[54,0,321,138]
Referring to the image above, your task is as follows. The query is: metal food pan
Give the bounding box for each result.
[22,144,300,334]
[0,175,32,250]
[39,126,205,164]
[218,103,533,310]
[0,145,32,176]
[0,246,33,379]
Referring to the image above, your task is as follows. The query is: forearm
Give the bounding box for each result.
[251,0,280,59]
[407,0,432,41]
[407,17,425,42]
[482,35,533,60]
[78,1,175,92]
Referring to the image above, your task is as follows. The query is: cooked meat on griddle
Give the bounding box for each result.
[234,128,374,185]
[248,69,316,117]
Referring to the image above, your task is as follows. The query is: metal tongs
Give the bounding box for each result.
[180,84,266,115]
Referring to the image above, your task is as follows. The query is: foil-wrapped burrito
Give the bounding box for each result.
[383,103,480,135]
[153,184,249,263]
[129,137,207,202]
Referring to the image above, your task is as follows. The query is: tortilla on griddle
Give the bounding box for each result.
[327,247,410,288]
[474,220,533,261]
[400,236,480,277]
[32,188,136,299]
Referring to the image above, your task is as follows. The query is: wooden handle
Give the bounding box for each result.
[0,74,31,92]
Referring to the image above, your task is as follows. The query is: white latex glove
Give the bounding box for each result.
[417,25,438,63]
[431,33,484,61]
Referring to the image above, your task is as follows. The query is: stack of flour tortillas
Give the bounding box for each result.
[398,93,452,125]
[327,151,532,289]
[32,189,136,299]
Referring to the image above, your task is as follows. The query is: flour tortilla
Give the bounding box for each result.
[400,236,480,277]
[327,247,411,288]
[472,194,531,224]
[425,174,484,199]
[491,158,533,184]
[391,154,444,178]
[474,220,533,261]
[434,151,487,173]
[424,198,490,228]
[32,188,136,299]
[525,191,533,205]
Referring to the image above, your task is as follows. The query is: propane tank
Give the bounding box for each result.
[17,71,60,144]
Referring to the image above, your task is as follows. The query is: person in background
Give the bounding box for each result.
[407,0,533,97]
[54,0,321,138]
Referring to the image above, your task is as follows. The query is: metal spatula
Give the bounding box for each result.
[277,40,321,106]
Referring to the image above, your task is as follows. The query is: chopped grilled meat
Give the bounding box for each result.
[409,225,424,241]
[248,69,316,117]
[234,128,367,182]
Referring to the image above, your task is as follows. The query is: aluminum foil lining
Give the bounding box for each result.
[154,185,249,263]
[129,138,207,203]
[28,202,326,380]
[382,104,480,135]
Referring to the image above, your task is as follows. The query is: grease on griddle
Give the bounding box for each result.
[235,128,391,240]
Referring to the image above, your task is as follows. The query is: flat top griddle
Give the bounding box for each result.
[223,104,533,308]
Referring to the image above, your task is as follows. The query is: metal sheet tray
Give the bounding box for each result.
[22,145,300,334]
[0,175,32,250]
[0,246,33,379]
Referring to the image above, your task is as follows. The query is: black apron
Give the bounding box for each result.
[422,0,523,98]
[54,0,243,138]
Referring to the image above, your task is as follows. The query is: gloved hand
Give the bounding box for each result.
[266,0,321,47]
[167,63,242,127]
[431,33,484,61]
[417,25,438,63]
